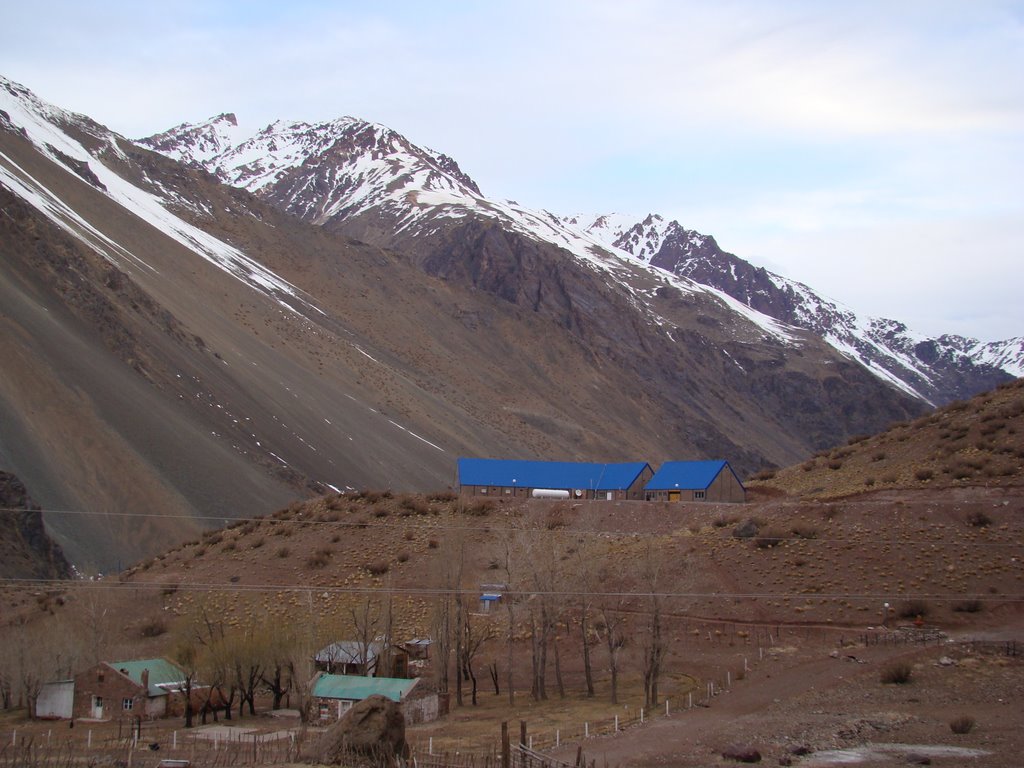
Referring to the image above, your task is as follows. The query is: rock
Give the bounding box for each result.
[722,745,762,763]
[905,754,931,765]
[938,656,957,666]
[829,650,839,658]
[301,695,408,767]
[789,745,812,756]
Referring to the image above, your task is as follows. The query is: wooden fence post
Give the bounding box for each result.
[501,721,510,768]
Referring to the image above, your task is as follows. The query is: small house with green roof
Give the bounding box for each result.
[311,673,441,724]
[73,658,189,720]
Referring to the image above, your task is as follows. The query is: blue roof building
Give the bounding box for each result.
[644,460,746,503]
[457,458,654,500]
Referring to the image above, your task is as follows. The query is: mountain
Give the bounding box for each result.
[0,471,71,580]
[0,76,935,569]
[569,213,1022,403]
[142,118,1019,406]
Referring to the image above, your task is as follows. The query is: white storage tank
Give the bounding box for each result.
[531,488,570,499]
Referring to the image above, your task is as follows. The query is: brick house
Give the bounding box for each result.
[72,658,188,720]
[310,673,442,724]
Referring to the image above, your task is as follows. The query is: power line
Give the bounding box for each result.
[1,576,1021,604]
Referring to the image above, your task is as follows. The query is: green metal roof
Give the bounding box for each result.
[109,658,186,697]
[312,674,417,702]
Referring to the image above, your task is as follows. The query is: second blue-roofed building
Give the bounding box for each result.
[457,458,653,501]
[644,460,746,503]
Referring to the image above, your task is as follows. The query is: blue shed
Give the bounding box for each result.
[644,460,746,503]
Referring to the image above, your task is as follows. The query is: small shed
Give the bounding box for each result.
[311,674,440,723]
[36,680,74,719]
[645,460,746,503]
[315,641,382,676]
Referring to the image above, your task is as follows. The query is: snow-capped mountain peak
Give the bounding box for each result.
[137,102,1020,403]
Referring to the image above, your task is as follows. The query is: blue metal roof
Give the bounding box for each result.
[312,674,417,702]
[457,458,650,491]
[645,460,740,491]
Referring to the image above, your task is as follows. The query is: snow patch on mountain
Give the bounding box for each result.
[0,77,315,315]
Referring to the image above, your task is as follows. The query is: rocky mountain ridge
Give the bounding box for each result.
[141,115,1018,405]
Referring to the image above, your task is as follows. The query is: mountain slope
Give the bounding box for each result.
[144,117,1018,406]
[1,76,929,570]
[0,471,71,580]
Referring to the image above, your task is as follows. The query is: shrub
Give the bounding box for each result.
[914,468,934,481]
[397,550,411,563]
[465,499,494,516]
[428,539,440,549]
[427,490,458,503]
[897,599,929,619]
[953,599,983,613]
[790,523,818,540]
[880,662,913,684]
[732,519,760,539]
[139,618,168,638]
[399,495,430,515]
[276,546,290,559]
[160,583,180,597]
[754,528,786,549]
[203,531,224,544]
[871,451,887,462]
[966,510,992,528]
[366,560,390,576]
[307,548,332,569]
[949,715,976,734]
[331,533,342,543]
[250,537,264,549]
[751,468,777,481]
[222,540,237,552]
[827,460,843,470]
[713,515,738,528]
[801,461,815,472]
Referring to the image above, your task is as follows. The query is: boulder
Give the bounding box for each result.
[722,744,762,763]
[302,695,408,767]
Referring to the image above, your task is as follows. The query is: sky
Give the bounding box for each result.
[2,0,1022,341]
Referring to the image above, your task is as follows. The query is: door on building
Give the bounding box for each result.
[91,696,104,718]
[669,491,680,502]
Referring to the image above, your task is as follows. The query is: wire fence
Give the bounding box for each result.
[4,634,1018,768]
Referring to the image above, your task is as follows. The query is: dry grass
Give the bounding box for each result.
[746,379,1024,499]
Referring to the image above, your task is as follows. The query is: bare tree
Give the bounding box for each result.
[430,528,466,703]
[460,611,497,706]
[640,542,669,709]
[571,540,599,697]
[350,597,381,676]
[595,562,629,706]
